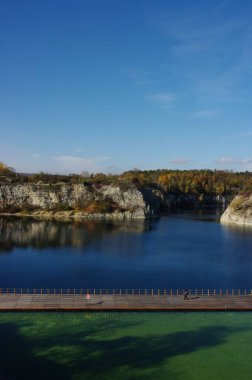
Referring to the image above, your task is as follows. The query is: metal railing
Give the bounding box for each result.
[0,288,252,296]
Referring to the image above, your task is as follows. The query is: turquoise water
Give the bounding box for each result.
[0,312,252,380]
[0,212,252,289]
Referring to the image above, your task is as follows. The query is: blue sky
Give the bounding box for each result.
[1,0,252,174]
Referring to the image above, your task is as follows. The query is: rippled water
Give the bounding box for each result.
[0,212,252,289]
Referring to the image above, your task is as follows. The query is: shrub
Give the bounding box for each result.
[84,199,117,214]
[0,162,15,176]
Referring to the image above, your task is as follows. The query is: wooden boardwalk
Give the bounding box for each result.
[1,294,252,311]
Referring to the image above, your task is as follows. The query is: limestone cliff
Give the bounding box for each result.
[220,193,252,226]
[0,183,160,219]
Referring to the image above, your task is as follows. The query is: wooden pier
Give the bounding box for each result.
[1,289,252,311]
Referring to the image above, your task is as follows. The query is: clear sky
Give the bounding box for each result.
[1,0,252,174]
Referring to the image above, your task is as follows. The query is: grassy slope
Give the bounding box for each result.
[0,312,251,380]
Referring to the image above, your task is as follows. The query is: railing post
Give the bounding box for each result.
[14,288,16,295]
[232,289,234,296]
[214,289,216,296]
[151,289,154,296]
[177,289,178,296]
[208,289,209,296]
[164,289,166,297]
[158,289,160,297]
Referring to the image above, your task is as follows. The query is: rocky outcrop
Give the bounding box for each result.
[220,193,252,226]
[0,182,236,221]
[0,183,160,219]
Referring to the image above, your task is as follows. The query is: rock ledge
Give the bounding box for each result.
[220,194,252,226]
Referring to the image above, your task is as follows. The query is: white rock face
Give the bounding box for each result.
[220,194,252,226]
[0,183,159,219]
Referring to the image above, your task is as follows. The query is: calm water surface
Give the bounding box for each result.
[0,212,252,289]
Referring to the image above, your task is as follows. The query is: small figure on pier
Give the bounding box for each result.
[86,293,91,303]
[184,289,189,300]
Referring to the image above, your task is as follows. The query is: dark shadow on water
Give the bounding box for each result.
[0,316,246,380]
[72,324,245,379]
[0,323,70,380]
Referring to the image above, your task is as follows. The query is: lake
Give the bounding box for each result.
[0,212,252,290]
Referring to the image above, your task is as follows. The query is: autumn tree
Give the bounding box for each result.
[0,162,15,175]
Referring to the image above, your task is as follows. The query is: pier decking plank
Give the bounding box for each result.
[1,294,252,311]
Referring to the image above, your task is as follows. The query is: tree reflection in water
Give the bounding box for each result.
[0,216,153,252]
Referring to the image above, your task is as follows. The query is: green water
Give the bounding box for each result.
[0,312,251,380]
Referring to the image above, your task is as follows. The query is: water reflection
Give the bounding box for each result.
[221,223,252,236]
[1,213,252,289]
[0,216,153,252]
[164,209,222,223]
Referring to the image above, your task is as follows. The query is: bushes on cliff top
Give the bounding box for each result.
[83,199,119,214]
[0,162,15,176]
[1,160,252,198]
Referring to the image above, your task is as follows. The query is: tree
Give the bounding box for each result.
[0,162,15,175]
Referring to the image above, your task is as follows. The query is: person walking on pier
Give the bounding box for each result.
[86,292,91,303]
[184,289,189,300]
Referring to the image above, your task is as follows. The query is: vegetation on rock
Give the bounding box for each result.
[1,161,251,198]
[1,162,252,217]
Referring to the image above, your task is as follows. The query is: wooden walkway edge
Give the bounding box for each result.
[1,294,252,311]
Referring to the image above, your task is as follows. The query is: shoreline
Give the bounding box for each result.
[0,210,150,221]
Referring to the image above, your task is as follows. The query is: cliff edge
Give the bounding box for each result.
[0,183,160,219]
[220,193,252,226]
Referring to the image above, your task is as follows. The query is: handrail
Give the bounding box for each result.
[0,288,251,296]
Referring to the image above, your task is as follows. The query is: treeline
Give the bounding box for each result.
[121,169,252,196]
[1,161,252,196]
